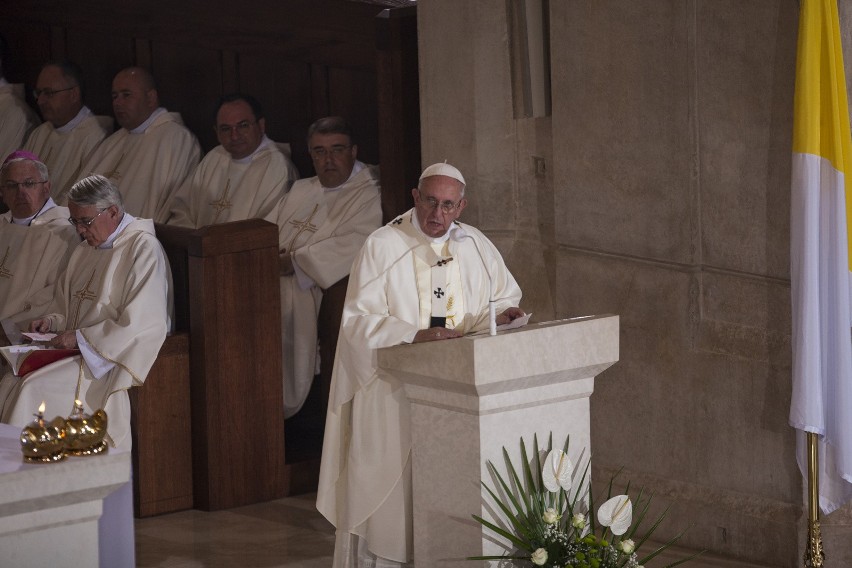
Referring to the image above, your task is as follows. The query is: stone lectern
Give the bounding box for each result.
[377,315,619,566]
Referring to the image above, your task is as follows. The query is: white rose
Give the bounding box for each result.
[531,547,548,566]
[571,512,586,529]
[542,507,560,524]
[619,538,636,554]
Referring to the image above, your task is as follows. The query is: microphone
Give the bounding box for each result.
[451,225,497,336]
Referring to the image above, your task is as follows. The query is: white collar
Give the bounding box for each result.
[56,106,93,133]
[11,198,57,226]
[231,135,270,165]
[129,107,167,134]
[322,160,365,192]
[98,213,135,249]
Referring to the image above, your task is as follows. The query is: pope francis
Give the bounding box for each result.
[0,174,170,451]
[317,162,525,567]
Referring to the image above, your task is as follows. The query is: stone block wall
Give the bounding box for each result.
[418,0,851,565]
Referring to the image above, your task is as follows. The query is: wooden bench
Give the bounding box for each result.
[130,219,287,516]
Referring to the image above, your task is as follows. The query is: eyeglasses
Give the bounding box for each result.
[2,180,48,192]
[310,145,352,159]
[418,190,463,214]
[68,208,107,228]
[33,86,75,99]
[216,120,256,136]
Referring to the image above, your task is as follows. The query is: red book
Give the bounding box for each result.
[0,347,80,377]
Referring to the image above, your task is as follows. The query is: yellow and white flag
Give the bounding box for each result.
[790,0,852,514]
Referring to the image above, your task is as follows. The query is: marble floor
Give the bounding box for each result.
[135,494,777,568]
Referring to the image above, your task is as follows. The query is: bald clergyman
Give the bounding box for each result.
[79,66,200,222]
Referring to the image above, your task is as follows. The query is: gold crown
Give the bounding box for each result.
[20,403,66,463]
[64,400,108,457]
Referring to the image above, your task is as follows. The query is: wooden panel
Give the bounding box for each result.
[328,66,379,165]
[64,29,135,119]
[130,333,193,517]
[187,220,286,510]
[376,7,420,220]
[151,41,223,152]
[155,223,192,333]
[239,54,314,175]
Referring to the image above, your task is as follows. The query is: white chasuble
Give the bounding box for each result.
[0,83,40,159]
[80,111,201,222]
[266,165,382,418]
[0,222,68,325]
[166,141,299,228]
[0,219,170,451]
[1,203,80,261]
[317,209,522,565]
[24,112,112,204]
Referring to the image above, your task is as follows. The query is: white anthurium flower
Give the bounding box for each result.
[597,495,633,536]
[541,449,573,492]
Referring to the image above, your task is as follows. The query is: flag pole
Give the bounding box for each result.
[805,432,824,568]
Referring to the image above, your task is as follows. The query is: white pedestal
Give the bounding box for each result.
[0,423,132,568]
[377,315,619,566]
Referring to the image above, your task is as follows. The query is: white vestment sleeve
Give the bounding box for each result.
[76,330,115,380]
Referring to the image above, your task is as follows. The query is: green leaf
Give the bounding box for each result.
[471,514,532,551]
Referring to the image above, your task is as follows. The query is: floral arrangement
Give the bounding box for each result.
[470,434,701,568]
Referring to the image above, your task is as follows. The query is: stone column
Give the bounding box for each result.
[377,315,619,566]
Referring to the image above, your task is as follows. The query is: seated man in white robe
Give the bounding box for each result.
[0,152,75,326]
[166,93,298,228]
[79,66,200,222]
[317,163,525,567]
[265,116,382,418]
[25,61,112,204]
[0,151,79,243]
[0,174,170,451]
[0,34,40,163]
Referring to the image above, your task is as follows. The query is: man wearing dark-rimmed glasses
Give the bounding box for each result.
[165,92,298,228]
[24,61,112,204]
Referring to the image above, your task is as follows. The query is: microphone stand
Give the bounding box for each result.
[453,227,497,335]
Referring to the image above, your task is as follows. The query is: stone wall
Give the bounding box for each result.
[418,0,851,565]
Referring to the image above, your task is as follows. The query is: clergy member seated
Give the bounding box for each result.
[25,61,112,204]
[79,66,200,222]
[0,152,77,326]
[317,162,525,567]
[165,93,298,228]
[0,151,79,246]
[265,116,382,418]
[0,33,40,163]
[0,174,170,451]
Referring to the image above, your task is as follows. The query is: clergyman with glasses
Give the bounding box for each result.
[78,66,200,222]
[165,93,298,228]
[24,61,112,204]
[0,151,77,327]
[317,162,525,568]
[0,173,170,453]
[264,116,382,418]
